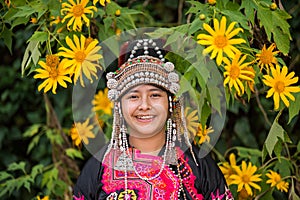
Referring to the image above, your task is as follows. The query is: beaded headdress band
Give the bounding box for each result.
[106,56,180,101]
[106,39,180,101]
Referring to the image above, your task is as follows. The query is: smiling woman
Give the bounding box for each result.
[73,39,233,200]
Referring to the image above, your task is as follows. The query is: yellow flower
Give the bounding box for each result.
[270,3,278,10]
[50,16,62,26]
[46,54,60,68]
[262,65,300,110]
[118,189,137,200]
[115,9,121,16]
[256,43,279,73]
[244,66,256,93]
[195,124,214,144]
[93,0,111,6]
[230,161,262,196]
[266,170,289,192]
[30,17,38,24]
[37,196,49,200]
[197,16,246,66]
[115,28,122,36]
[61,0,97,31]
[208,0,216,5]
[58,34,102,87]
[223,53,255,96]
[69,124,82,147]
[34,56,72,94]
[184,107,200,137]
[219,153,237,185]
[92,88,113,115]
[70,118,95,145]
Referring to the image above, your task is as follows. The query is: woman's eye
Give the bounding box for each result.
[151,93,161,97]
[129,95,138,99]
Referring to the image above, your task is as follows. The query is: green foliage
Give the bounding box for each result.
[0,0,300,199]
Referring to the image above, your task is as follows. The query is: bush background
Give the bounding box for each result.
[0,0,300,199]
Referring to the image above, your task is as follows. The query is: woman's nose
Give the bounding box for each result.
[138,97,151,110]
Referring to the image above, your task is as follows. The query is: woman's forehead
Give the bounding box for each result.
[126,84,166,93]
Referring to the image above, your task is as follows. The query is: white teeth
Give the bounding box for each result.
[137,115,153,119]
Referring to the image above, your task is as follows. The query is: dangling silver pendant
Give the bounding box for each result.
[114,152,134,171]
[166,149,178,165]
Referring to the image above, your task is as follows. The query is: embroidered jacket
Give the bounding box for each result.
[73,144,234,200]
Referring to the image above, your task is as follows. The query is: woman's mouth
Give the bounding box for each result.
[136,115,154,121]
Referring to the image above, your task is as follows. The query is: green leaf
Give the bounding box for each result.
[273,138,282,160]
[28,31,48,43]
[42,167,58,188]
[0,25,13,54]
[146,28,174,39]
[239,0,257,24]
[257,4,291,54]
[257,5,273,40]
[236,146,262,158]
[103,17,113,33]
[27,134,41,154]
[264,119,285,157]
[7,162,26,174]
[222,10,250,31]
[188,18,203,35]
[289,179,300,200]
[0,184,11,198]
[185,1,207,15]
[274,159,293,177]
[23,124,42,137]
[45,129,63,145]
[21,40,41,76]
[11,17,30,29]
[0,171,13,182]
[288,92,300,124]
[65,148,84,159]
[30,164,44,179]
[165,31,183,47]
[273,26,290,55]
[13,5,36,18]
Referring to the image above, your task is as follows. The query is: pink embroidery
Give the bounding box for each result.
[211,189,225,200]
[101,148,180,199]
[73,194,84,200]
[101,148,206,199]
[210,187,234,200]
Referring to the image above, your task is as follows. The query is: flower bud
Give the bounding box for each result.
[199,14,206,20]
[208,0,216,6]
[270,3,277,10]
[115,9,121,16]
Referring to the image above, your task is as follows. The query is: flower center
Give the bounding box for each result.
[260,50,273,64]
[73,4,84,17]
[275,81,285,93]
[49,68,58,79]
[214,35,228,48]
[75,51,86,63]
[230,65,240,79]
[241,174,250,183]
[46,55,59,68]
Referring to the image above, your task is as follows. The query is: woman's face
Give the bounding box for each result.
[121,84,169,139]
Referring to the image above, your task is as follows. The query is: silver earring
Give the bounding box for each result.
[166,118,178,165]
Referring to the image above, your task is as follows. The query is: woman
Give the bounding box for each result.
[73,39,233,200]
